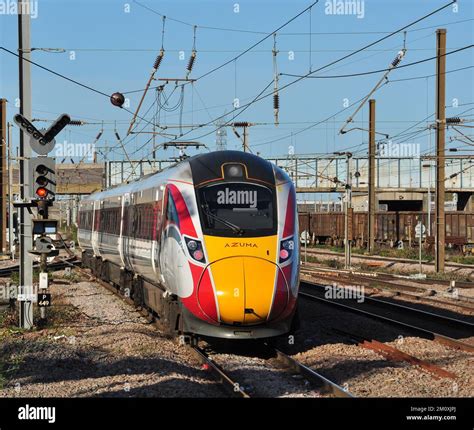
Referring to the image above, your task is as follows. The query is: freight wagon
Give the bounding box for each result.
[298,211,474,250]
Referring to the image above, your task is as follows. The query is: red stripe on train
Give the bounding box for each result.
[181,263,218,324]
[167,183,197,237]
[268,269,289,321]
[283,189,295,238]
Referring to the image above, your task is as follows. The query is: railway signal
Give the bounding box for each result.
[14,112,70,155]
[29,157,56,201]
[14,110,70,329]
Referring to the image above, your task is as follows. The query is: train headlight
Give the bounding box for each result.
[192,250,204,261]
[187,240,198,251]
[279,236,294,263]
[223,164,244,178]
[185,237,206,263]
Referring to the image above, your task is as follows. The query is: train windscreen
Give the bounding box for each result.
[198,183,276,237]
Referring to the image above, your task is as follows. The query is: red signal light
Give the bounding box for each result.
[36,187,48,198]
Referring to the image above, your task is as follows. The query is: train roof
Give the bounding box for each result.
[188,151,275,187]
[80,151,279,203]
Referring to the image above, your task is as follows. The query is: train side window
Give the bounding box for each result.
[145,204,153,238]
[141,206,146,238]
[137,206,142,238]
[139,205,144,238]
[123,206,128,236]
[94,210,100,231]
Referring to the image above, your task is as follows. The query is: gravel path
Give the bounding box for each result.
[0,276,223,398]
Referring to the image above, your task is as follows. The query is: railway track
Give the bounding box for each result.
[67,259,353,398]
[20,257,469,396]
[303,247,474,274]
[192,340,353,398]
[268,344,353,397]
[59,258,470,396]
[328,327,457,380]
[303,266,474,289]
[299,280,474,353]
[188,345,252,398]
[301,267,474,311]
[0,256,81,277]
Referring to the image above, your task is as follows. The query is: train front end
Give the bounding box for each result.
[182,151,299,339]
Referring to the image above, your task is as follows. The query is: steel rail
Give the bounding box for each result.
[301,269,474,311]
[189,345,251,398]
[267,344,354,398]
[299,282,474,353]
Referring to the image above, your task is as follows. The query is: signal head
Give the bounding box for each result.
[36,187,48,198]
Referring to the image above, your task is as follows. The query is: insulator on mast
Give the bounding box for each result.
[186,26,198,78]
[187,50,197,73]
[153,49,165,71]
[273,93,280,110]
[446,117,461,124]
[390,49,405,68]
[272,33,279,126]
[234,121,249,128]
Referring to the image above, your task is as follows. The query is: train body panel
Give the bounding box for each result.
[78,151,299,339]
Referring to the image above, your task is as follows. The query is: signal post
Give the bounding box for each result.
[14,113,70,327]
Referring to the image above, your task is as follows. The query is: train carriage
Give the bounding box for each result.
[78,151,300,339]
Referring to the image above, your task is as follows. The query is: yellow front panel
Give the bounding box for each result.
[242,257,276,324]
[210,256,245,324]
[204,235,278,325]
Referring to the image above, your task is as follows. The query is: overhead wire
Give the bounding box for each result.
[132,1,472,36]
[280,45,474,79]
[148,0,458,149]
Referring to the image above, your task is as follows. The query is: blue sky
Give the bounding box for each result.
[1,0,473,164]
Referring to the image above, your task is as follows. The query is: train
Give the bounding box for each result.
[299,211,474,250]
[78,151,300,340]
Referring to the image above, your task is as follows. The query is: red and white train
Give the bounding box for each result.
[78,151,299,339]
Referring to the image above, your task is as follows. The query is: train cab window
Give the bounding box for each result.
[166,191,179,226]
[197,183,276,237]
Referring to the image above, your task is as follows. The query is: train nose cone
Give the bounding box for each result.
[203,256,287,325]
